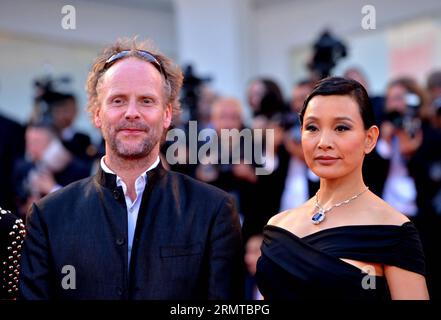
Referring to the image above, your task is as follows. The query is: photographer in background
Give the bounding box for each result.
[414,70,441,300]
[49,93,96,163]
[12,77,95,216]
[31,76,96,164]
[279,79,319,212]
[373,78,429,216]
[363,77,441,299]
[13,122,90,218]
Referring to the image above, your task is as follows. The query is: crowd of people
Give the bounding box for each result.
[1,37,441,300]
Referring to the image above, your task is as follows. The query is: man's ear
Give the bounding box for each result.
[163,103,172,129]
[93,106,102,129]
[364,125,379,154]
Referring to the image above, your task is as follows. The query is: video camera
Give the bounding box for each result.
[32,75,72,125]
[181,65,211,123]
[308,30,347,79]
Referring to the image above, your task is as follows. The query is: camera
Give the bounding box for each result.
[308,30,347,79]
[385,93,421,138]
[181,65,211,123]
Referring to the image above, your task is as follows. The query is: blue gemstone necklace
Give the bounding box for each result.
[311,187,369,225]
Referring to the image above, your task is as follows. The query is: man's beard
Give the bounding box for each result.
[104,120,162,159]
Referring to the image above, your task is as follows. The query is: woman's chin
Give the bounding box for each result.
[311,168,343,180]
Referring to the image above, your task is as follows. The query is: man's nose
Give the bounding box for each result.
[125,100,141,119]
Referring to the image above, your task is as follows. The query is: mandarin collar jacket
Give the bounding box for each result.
[19,163,243,300]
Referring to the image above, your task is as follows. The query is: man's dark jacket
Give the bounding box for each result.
[19,163,243,299]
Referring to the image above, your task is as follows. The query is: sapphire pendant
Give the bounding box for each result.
[311,210,325,225]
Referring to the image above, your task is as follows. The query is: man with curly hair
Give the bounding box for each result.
[19,38,243,300]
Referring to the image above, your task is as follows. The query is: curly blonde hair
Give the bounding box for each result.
[86,37,183,121]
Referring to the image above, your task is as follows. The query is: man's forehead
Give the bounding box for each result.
[98,57,163,95]
[102,57,161,83]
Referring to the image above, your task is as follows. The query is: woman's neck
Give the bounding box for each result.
[317,170,367,208]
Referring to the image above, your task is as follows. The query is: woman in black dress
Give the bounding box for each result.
[256,77,429,300]
[0,207,26,299]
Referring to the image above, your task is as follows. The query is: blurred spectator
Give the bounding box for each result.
[0,114,25,211]
[283,79,312,162]
[427,70,441,104]
[427,70,441,130]
[244,234,263,300]
[343,67,369,89]
[362,76,441,298]
[211,97,245,132]
[195,85,219,129]
[366,77,428,216]
[408,70,441,300]
[434,98,441,130]
[49,93,96,162]
[290,79,315,114]
[13,122,90,217]
[247,78,266,116]
[241,78,292,242]
[280,80,319,212]
[241,114,291,244]
[195,97,257,225]
[247,77,286,125]
[163,85,219,178]
[344,66,385,125]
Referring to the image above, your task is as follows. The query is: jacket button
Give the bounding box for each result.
[116,287,123,296]
[116,238,125,246]
[113,189,121,200]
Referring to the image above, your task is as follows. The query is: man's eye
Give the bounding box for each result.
[143,98,153,104]
[112,98,123,105]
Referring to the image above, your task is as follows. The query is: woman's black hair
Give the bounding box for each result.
[299,76,375,129]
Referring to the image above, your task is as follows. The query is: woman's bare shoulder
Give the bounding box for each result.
[365,193,411,226]
[267,199,314,227]
[267,211,286,226]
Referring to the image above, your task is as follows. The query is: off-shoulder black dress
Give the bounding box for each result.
[255,222,425,300]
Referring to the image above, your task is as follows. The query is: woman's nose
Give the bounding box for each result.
[317,131,333,150]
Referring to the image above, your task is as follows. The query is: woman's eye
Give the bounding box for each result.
[305,125,318,132]
[336,125,350,132]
